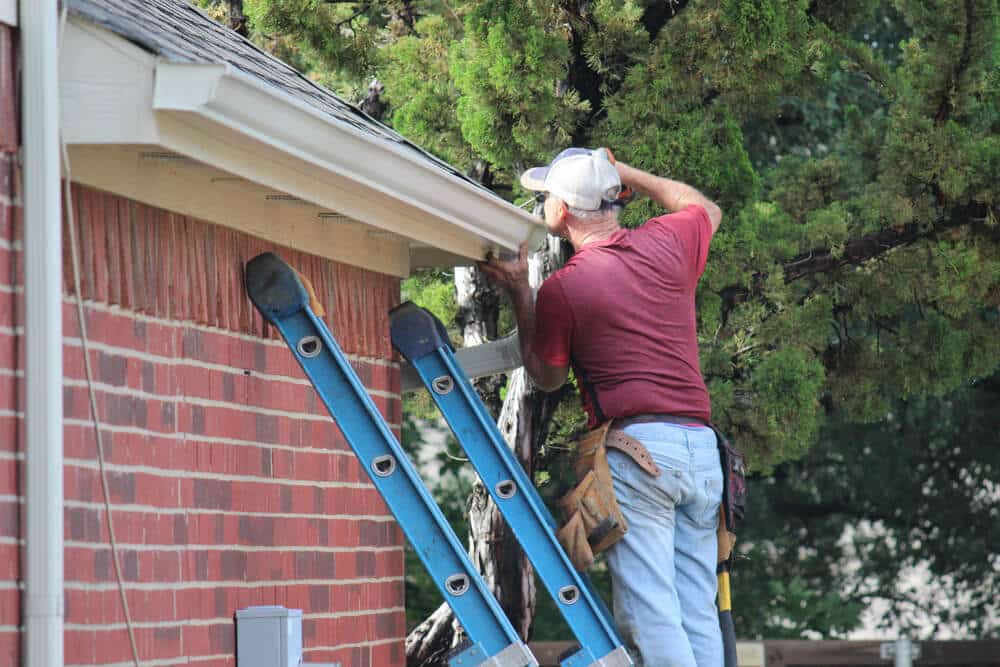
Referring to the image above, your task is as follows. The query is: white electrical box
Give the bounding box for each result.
[236,606,302,667]
[235,606,340,667]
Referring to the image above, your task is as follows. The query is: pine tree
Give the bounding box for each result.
[195,0,1000,653]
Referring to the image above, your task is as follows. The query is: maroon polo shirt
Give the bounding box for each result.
[533,204,713,427]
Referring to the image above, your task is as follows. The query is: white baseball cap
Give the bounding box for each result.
[520,148,622,211]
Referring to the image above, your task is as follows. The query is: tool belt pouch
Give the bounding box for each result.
[556,423,628,571]
[715,429,747,564]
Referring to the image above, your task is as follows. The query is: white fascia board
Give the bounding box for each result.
[0,0,16,26]
[153,62,543,260]
[60,19,161,144]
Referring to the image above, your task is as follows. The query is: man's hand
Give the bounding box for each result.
[476,243,569,392]
[476,243,530,296]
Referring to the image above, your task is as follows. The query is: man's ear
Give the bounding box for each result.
[552,198,569,224]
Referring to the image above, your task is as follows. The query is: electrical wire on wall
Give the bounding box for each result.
[60,5,142,665]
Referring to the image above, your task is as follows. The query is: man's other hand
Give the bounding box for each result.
[476,242,530,295]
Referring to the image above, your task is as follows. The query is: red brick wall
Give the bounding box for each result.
[1,54,407,663]
[0,20,21,666]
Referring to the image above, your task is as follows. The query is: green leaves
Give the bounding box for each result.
[450,1,582,168]
[382,16,475,168]
[209,0,1000,637]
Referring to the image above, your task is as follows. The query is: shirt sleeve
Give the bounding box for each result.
[644,204,715,286]
[532,276,574,367]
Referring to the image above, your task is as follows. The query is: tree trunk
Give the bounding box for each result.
[223,0,248,36]
[405,233,569,666]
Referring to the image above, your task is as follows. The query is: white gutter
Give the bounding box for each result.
[152,63,543,258]
[21,0,64,665]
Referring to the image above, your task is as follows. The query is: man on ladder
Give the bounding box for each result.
[479,147,726,666]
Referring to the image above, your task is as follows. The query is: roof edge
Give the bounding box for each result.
[152,61,543,257]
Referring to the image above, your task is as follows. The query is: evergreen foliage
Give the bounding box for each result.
[196,0,1000,638]
[736,375,1000,638]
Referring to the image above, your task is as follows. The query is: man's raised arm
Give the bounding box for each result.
[615,162,723,233]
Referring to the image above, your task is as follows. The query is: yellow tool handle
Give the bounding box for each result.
[718,570,732,612]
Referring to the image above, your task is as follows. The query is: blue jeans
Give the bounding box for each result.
[605,422,724,667]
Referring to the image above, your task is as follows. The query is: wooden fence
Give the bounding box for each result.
[528,640,1000,667]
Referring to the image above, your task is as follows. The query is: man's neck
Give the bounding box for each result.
[568,220,622,250]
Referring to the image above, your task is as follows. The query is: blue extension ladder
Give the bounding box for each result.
[245,253,536,667]
[390,303,632,667]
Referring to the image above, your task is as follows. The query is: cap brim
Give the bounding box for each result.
[520,167,549,192]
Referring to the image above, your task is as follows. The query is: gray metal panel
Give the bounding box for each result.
[65,0,497,198]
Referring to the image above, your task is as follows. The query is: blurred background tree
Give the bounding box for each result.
[196,0,1000,654]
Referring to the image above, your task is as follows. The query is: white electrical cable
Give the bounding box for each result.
[61,129,143,667]
[59,5,142,665]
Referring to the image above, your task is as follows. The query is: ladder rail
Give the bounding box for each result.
[417,349,624,662]
[391,304,632,667]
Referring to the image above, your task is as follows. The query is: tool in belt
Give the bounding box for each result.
[556,415,747,571]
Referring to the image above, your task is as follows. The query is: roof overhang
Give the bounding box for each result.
[59,17,544,277]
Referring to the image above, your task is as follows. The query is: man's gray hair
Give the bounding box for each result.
[567,203,620,223]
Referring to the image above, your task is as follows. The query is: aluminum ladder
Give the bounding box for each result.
[245,252,535,667]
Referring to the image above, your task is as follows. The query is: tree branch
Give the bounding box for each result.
[721,203,989,320]
[640,0,688,41]
[782,210,976,282]
[935,0,976,124]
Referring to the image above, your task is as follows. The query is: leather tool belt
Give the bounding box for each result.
[615,413,746,564]
[556,421,657,571]
[556,415,747,571]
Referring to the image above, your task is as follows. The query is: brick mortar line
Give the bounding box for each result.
[179,659,236,667]
[61,415,404,439]
[62,498,394,522]
[62,379,389,423]
[64,606,405,631]
[60,336,403,400]
[67,657,233,667]
[62,457,381,489]
[65,579,401,592]
[303,606,405,621]
[307,636,403,651]
[64,540,404,554]
[61,376,378,423]
[63,297,403,369]
[62,418,402,454]
[63,417,354,456]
